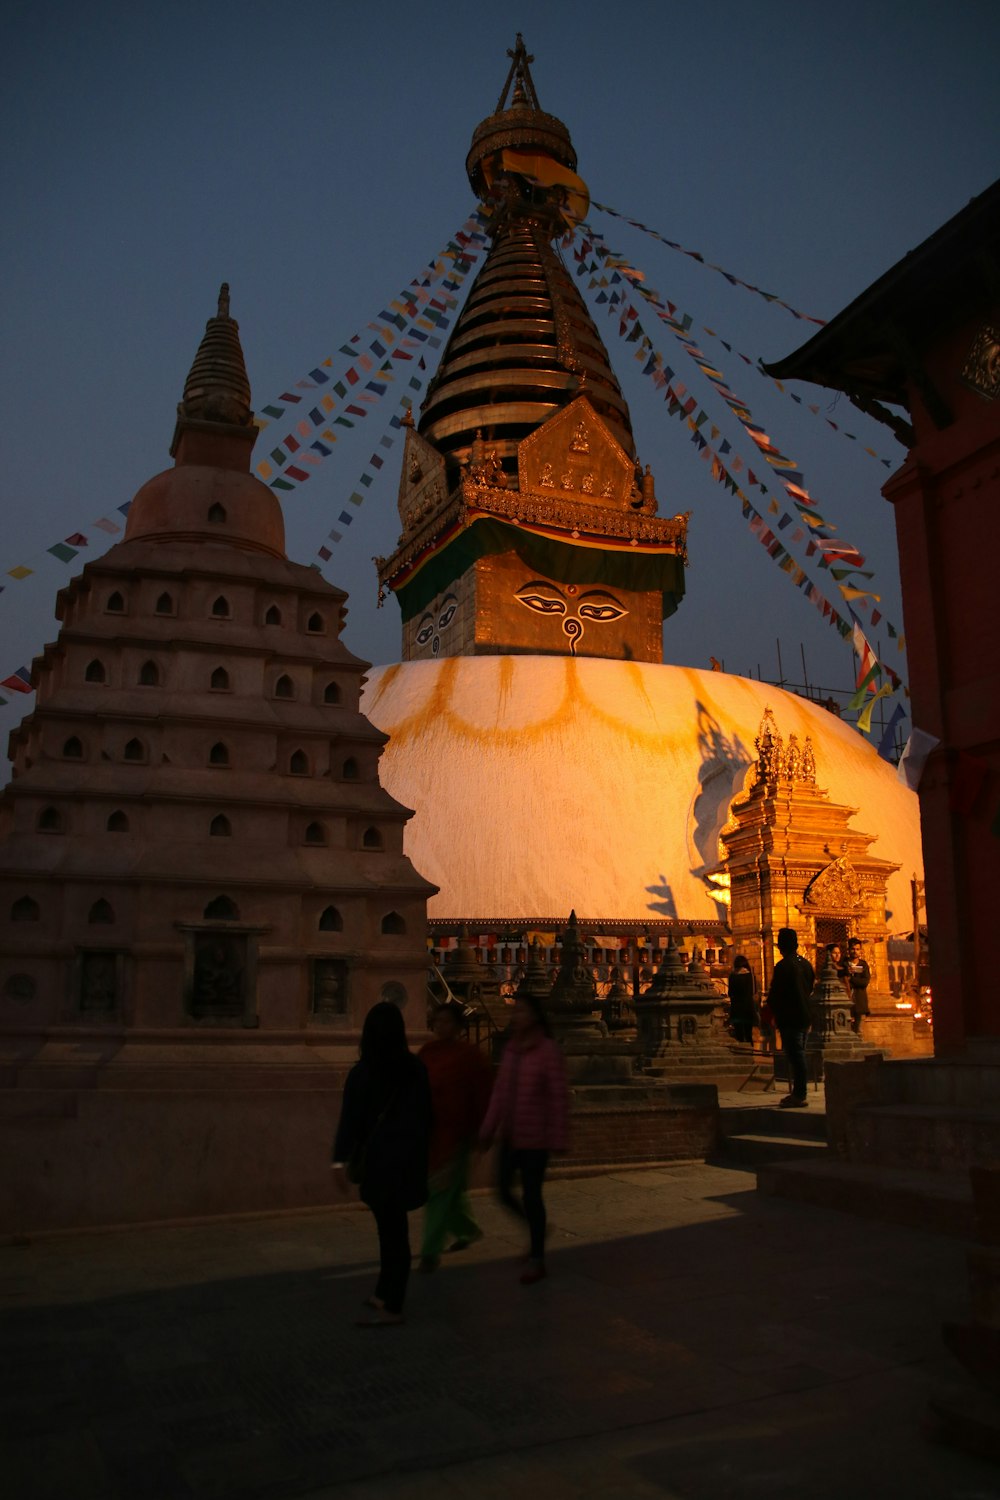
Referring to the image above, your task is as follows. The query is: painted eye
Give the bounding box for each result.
[578,602,627,622]
[522,595,566,614]
[437,601,457,629]
[415,615,434,645]
[577,591,628,623]
[517,591,567,616]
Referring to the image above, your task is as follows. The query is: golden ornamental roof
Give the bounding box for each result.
[417,36,636,487]
[419,220,635,479]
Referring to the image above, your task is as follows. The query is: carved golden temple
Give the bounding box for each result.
[376,35,688,665]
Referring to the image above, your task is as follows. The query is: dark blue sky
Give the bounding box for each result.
[2,1,997,767]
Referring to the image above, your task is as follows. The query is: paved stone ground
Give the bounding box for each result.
[3,1159,998,1500]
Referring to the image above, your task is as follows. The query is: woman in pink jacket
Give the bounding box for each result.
[480,994,569,1285]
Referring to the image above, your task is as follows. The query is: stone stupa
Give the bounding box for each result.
[0,287,435,1232]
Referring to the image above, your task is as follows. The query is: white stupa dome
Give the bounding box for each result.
[361,656,922,927]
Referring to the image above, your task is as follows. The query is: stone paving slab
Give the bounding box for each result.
[2,1164,996,1500]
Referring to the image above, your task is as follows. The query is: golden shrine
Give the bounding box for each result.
[376,36,687,666]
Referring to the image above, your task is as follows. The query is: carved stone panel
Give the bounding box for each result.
[310,957,350,1021]
[803,857,865,914]
[518,396,634,508]
[960,323,1000,401]
[397,429,448,533]
[77,950,124,1019]
[184,929,255,1025]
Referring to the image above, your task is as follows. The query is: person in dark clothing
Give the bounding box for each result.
[332,1002,431,1326]
[726,955,757,1043]
[846,938,872,1034]
[767,927,815,1108]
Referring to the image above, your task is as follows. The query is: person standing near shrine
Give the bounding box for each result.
[846,938,872,1035]
[332,1002,431,1326]
[726,954,757,1043]
[417,1001,493,1271]
[480,994,569,1285]
[825,941,848,987]
[767,927,815,1109]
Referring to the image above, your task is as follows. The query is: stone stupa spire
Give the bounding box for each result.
[170,282,255,462]
[125,285,283,557]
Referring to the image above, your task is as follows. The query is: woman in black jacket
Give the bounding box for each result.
[332,1002,431,1326]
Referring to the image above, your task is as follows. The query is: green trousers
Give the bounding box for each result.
[421,1146,479,1258]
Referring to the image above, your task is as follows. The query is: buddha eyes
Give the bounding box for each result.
[518,592,567,616]
[415,615,434,645]
[437,598,457,628]
[578,601,626,623]
[514,582,629,638]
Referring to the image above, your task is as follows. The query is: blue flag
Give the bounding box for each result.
[877,702,906,761]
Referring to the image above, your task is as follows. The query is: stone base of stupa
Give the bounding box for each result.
[564,1081,720,1169]
[559,1034,637,1084]
[638,1038,765,1091]
[0,1027,364,1235]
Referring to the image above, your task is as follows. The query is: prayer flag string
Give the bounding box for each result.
[572,227,907,718]
[254,214,488,492]
[591,201,827,326]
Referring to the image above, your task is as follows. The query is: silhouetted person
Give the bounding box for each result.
[727,954,757,1043]
[767,928,815,1108]
[332,1002,430,1326]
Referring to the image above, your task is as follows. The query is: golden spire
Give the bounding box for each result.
[420,39,633,480]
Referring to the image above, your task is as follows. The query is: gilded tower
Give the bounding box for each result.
[376,37,687,665]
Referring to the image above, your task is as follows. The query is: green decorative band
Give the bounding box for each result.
[393,516,685,622]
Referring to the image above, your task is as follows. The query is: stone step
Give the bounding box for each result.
[844,1102,1000,1174]
[718,1132,829,1167]
[757,1157,975,1238]
[721,1104,828,1140]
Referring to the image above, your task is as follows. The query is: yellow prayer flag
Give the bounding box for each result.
[8,566,33,580]
[856,682,893,734]
[499,148,590,226]
[839,585,882,603]
[256,461,273,480]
